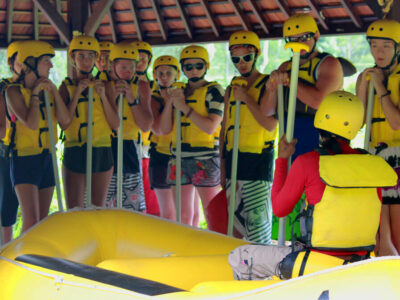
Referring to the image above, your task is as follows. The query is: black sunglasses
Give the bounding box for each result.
[183,63,204,71]
[284,32,315,43]
[231,53,255,64]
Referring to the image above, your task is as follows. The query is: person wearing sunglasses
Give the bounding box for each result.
[356,19,400,256]
[218,31,277,244]
[263,14,344,241]
[160,45,224,226]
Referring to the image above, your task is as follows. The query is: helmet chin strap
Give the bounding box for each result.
[239,56,257,78]
[300,41,316,59]
[380,46,399,70]
[188,70,207,82]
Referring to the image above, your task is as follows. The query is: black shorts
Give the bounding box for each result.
[149,148,171,189]
[63,145,113,174]
[0,144,18,227]
[111,137,140,174]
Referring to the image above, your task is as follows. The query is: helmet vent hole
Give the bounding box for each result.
[88,42,91,45]
[371,27,374,31]
[287,26,291,31]
[243,36,247,39]
[339,95,343,97]
[344,121,349,126]
[124,50,127,53]
[348,98,352,101]
[79,41,83,45]
[194,50,197,53]
[379,27,383,31]
[296,25,299,29]
[325,114,330,119]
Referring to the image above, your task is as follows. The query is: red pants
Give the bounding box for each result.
[142,158,160,216]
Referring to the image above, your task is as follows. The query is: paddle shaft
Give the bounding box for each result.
[363,81,375,152]
[85,86,94,207]
[277,83,286,245]
[175,108,182,223]
[44,90,64,212]
[117,94,124,208]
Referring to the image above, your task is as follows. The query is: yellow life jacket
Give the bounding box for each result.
[1,77,13,146]
[224,75,277,154]
[149,88,172,155]
[11,84,57,156]
[62,78,112,148]
[370,63,400,148]
[141,80,156,147]
[286,52,332,116]
[95,71,112,81]
[300,152,397,252]
[111,78,140,141]
[171,82,221,149]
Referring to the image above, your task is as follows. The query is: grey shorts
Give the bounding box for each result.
[167,156,220,187]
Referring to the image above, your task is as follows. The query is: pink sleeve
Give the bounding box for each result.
[271,157,307,217]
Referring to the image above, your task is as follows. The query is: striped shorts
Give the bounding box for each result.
[106,172,146,212]
[226,180,272,244]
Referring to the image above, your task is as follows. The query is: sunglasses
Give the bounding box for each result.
[284,32,315,43]
[183,63,205,71]
[231,53,255,64]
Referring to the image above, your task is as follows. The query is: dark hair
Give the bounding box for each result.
[318,129,350,154]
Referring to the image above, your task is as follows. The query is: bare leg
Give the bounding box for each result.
[196,185,221,226]
[1,226,13,244]
[172,184,195,225]
[14,184,39,233]
[91,168,113,207]
[38,187,54,220]
[389,204,400,254]
[377,205,398,256]
[63,165,86,209]
[192,190,200,227]
[155,188,175,220]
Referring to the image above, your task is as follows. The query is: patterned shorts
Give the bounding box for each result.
[375,145,400,205]
[106,172,146,211]
[226,179,272,244]
[167,157,220,187]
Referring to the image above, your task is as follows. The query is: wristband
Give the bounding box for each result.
[380,92,391,101]
[31,94,39,98]
[185,107,193,118]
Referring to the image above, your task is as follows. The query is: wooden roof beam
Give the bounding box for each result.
[151,0,168,41]
[129,0,144,41]
[228,0,252,31]
[55,0,64,45]
[199,0,221,38]
[305,0,329,31]
[108,4,118,43]
[274,0,290,18]
[84,0,115,36]
[33,0,70,44]
[247,0,269,34]
[339,0,362,28]
[34,3,39,40]
[6,0,14,43]
[176,0,194,40]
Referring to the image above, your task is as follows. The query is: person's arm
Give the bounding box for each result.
[0,94,7,139]
[129,80,153,132]
[6,84,42,130]
[296,56,343,109]
[233,84,277,131]
[150,95,163,136]
[48,81,70,129]
[271,137,305,217]
[158,88,175,135]
[95,79,119,131]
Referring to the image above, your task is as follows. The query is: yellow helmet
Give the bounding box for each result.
[229,31,261,54]
[109,42,138,61]
[132,41,153,61]
[7,41,23,59]
[366,19,400,44]
[68,33,100,57]
[17,40,55,64]
[314,91,364,140]
[99,41,114,52]
[180,45,209,68]
[283,14,319,37]
[153,55,180,80]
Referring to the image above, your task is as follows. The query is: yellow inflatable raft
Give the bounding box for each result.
[1,209,400,299]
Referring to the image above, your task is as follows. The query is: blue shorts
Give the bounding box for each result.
[0,145,18,227]
[10,151,55,189]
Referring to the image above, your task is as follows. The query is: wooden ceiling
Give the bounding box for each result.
[0,0,397,48]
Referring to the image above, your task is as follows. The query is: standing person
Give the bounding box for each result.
[220,31,278,244]
[356,19,400,256]
[229,91,397,280]
[95,41,114,80]
[0,41,23,243]
[265,14,344,240]
[160,45,224,225]
[59,33,119,209]
[105,42,153,211]
[133,41,160,216]
[149,55,180,220]
[6,41,70,232]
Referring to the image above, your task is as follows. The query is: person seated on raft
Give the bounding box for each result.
[229,91,397,280]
